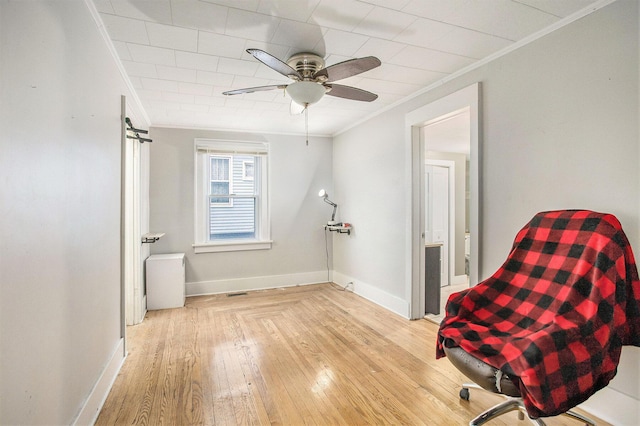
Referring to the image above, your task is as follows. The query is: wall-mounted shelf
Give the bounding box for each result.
[142,232,165,244]
[325,225,352,235]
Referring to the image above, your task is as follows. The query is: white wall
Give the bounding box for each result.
[333,1,639,424]
[0,1,145,423]
[148,128,334,294]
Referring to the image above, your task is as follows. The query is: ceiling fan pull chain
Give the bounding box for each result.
[305,105,309,146]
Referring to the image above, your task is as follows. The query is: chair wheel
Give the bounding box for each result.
[459,387,470,400]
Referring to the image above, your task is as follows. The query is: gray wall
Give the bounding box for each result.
[149,128,333,290]
[333,0,638,422]
[0,1,140,423]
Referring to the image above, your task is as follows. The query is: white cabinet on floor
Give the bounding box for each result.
[146,253,185,310]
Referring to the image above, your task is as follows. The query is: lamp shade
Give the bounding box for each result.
[286,81,326,106]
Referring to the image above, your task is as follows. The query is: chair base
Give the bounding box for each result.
[461,383,596,426]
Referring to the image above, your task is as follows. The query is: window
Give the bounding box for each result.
[194,139,271,253]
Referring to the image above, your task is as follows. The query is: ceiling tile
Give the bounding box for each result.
[319,29,369,57]
[127,44,176,66]
[354,38,406,61]
[355,77,421,96]
[141,78,179,92]
[360,0,412,10]
[197,31,246,58]
[202,0,260,12]
[390,45,474,73]
[401,0,470,21]
[121,60,158,78]
[224,8,281,42]
[270,19,325,53]
[162,92,195,103]
[432,27,512,59]
[394,18,455,48]
[181,103,211,113]
[224,98,257,109]
[175,51,219,72]
[99,13,150,44]
[170,0,228,33]
[365,63,444,86]
[353,6,416,39]
[145,22,198,51]
[256,0,321,22]
[156,65,197,83]
[109,0,173,23]
[178,82,214,96]
[194,95,227,107]
[196,70,235,86]
[217,57,261,76]
[134,88,162,100]
[312,0,374,32]
[514,0,595,17]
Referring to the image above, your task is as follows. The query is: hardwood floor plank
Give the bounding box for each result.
[96,284,610,426]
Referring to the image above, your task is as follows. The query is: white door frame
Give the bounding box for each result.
[406,83,481,320]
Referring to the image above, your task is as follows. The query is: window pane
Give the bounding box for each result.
[243,161,254,180]
[210,157,229,180]
[210,182,229,204]
[209,196,256,240]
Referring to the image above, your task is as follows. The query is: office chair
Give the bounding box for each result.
[436,210,640,425]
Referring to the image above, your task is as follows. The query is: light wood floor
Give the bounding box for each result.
[96,283,608,425]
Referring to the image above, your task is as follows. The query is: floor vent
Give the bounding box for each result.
[227,292,248,297]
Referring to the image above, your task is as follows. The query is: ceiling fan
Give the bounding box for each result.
[223,49,381,109]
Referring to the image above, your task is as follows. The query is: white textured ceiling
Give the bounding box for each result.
[93,0,598,135]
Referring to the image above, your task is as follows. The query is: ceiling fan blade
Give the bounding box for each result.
[325,84,378,102]
[223,84,287,96]
[313,56,381,82]
[247,49,302,80]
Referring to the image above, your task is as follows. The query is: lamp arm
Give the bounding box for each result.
[323,198,337,207]
[331,204,337,222]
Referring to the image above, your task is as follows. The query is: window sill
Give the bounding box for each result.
[193,240,272,253]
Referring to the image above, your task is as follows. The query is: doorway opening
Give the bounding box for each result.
[406,83,481,320]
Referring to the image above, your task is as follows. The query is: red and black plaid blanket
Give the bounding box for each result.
[436,210,640,418]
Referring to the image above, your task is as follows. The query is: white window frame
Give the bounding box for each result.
[194,139,271,253]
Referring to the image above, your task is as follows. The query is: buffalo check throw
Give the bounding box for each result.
[436,210,640,418]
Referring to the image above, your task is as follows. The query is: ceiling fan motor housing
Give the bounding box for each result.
[287,53,325,80]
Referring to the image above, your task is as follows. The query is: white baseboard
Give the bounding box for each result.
[72,338,126,426]
[332,271,410,318]
[578,385,639,426]
[186,270,329,296]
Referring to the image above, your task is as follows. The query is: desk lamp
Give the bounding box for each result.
[318,189,339,226]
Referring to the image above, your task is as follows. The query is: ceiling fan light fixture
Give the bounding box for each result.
[286,81,326,107]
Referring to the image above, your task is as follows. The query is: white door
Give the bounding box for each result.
[122,97,145,326]
[425,165,450,287]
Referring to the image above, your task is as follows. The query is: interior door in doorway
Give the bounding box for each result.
[425,164,449,287]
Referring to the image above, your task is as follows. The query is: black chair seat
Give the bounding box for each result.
[443,345,521,397]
